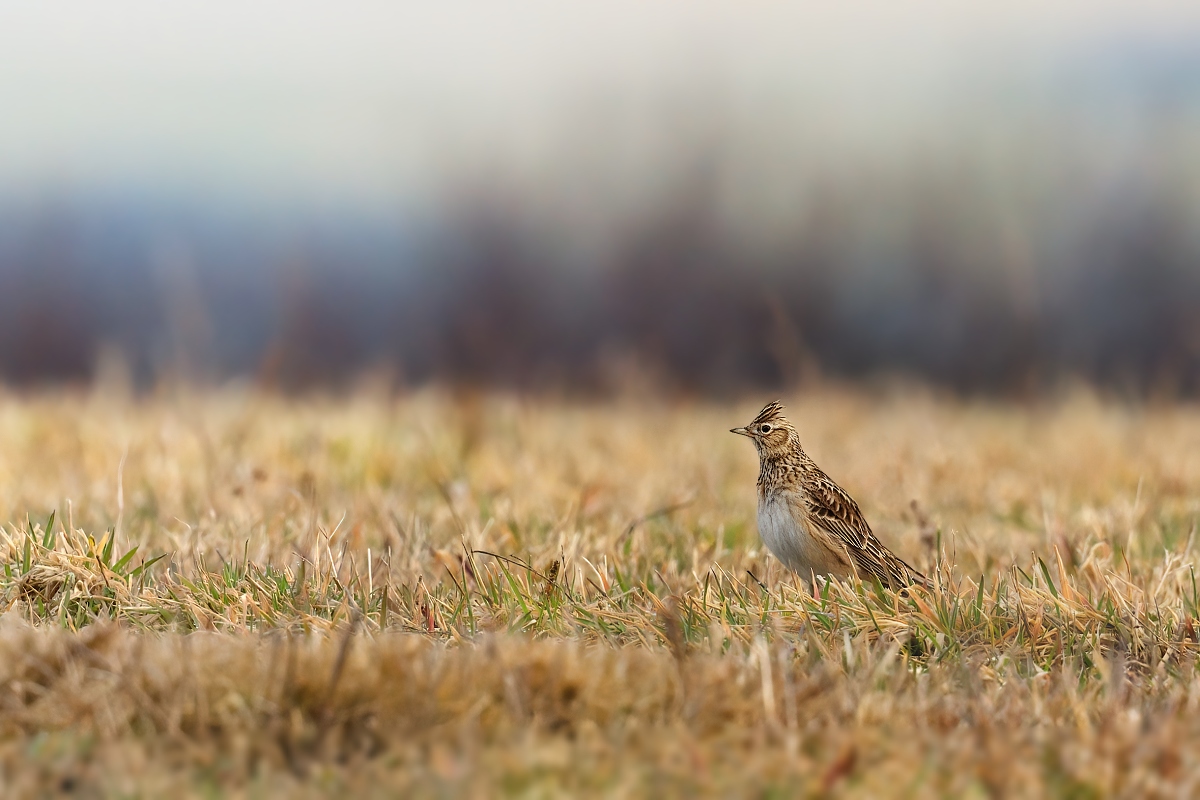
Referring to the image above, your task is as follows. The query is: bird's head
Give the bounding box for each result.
[730,400,797,459]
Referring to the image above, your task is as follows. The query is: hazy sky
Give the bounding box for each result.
[2,2,1199,207]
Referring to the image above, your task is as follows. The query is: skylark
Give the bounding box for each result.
[732,401,928,590]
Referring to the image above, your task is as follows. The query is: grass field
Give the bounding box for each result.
[0,385,1198,797]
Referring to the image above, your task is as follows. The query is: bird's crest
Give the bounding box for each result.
[751,400,786,427]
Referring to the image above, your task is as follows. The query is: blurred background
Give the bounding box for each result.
[2,2,1200,396]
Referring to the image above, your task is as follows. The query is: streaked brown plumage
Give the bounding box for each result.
[731,400,928,590]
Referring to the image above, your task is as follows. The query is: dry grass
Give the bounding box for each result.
[0,385,1198,796]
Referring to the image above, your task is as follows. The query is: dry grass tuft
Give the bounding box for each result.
[0,385,1198,795]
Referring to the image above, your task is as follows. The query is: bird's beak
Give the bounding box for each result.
[730,426,751,437]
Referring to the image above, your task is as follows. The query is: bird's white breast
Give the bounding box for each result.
[757,492,808,570]
[757,490,850,579]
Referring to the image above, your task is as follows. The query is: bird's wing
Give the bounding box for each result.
[802,470,928,589]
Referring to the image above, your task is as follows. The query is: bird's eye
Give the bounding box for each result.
[758,424,772,434]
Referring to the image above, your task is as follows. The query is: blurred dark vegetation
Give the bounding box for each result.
[2,161,1199,398]
[4,6,1200,398]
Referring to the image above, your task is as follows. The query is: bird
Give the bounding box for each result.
[731,400,928,591]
